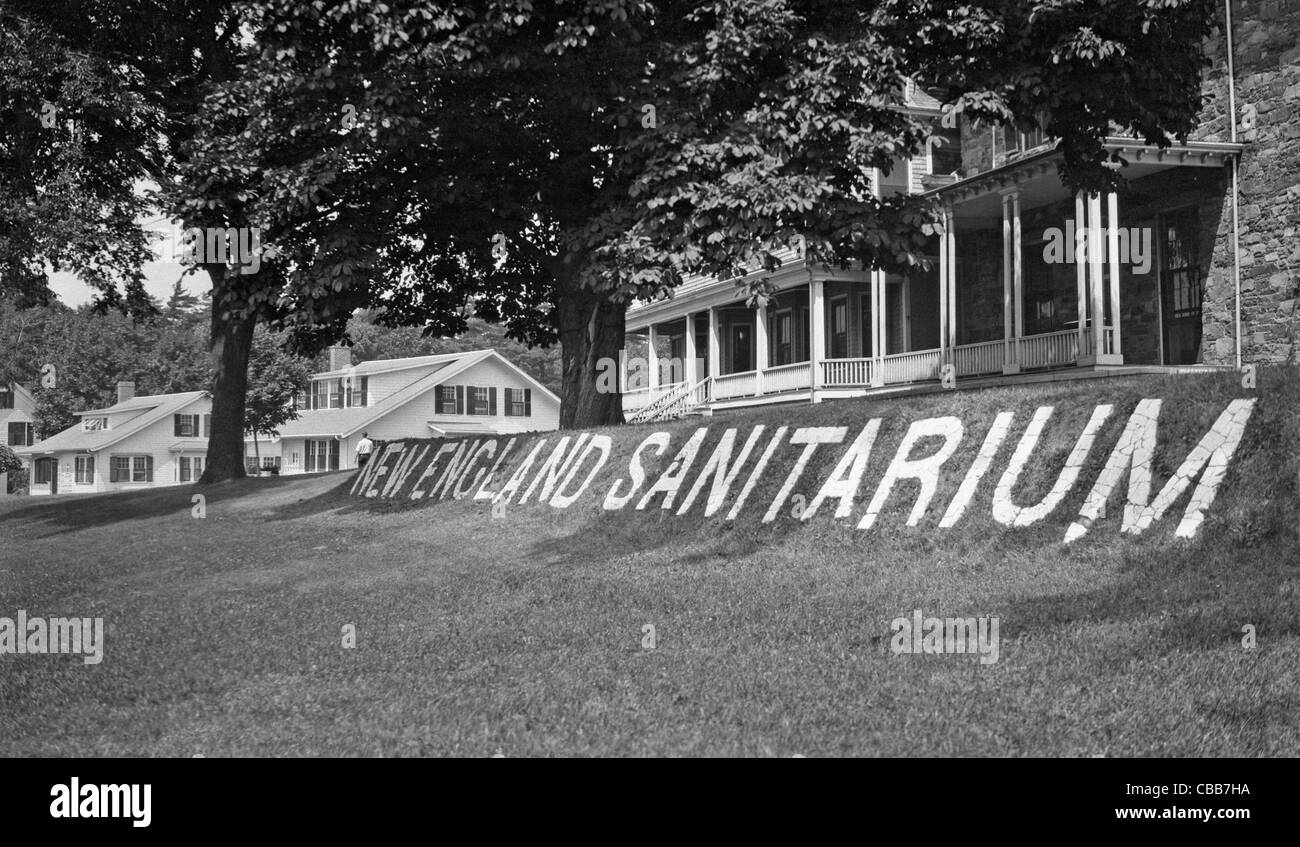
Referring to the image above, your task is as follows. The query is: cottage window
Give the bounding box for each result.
[505,388,531,417]
[467,386,496,416]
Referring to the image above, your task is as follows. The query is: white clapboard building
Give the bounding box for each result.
[246,347,559,475]
[18,382,211,495]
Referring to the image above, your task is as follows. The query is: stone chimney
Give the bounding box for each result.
[328,345,352,372]
[116,381,135,405]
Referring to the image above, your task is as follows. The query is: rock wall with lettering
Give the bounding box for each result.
[347,374,1284,544]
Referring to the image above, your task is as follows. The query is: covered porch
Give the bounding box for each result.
[622,139,1240,420]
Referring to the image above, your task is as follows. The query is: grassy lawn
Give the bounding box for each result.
[1,368,1297,756]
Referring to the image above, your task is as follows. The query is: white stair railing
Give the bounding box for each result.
[626,377,711,423]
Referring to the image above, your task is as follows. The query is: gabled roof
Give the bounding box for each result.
[248,349,558,441]
[19,391,209,456]
[0,408,33,425]
[312,351,461,379]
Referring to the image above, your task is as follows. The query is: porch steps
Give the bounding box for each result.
[626,378,711,424]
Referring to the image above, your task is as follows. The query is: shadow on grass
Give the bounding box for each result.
[0,473,353,536]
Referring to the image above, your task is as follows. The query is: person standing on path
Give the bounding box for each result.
[356,432,374,469]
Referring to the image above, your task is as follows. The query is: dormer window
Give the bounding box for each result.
[345,376,368,408]
[876,155,911,197]
[81,417,109,432]
[928,125,962,176]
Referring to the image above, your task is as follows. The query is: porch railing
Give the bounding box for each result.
[763,362,812,394]
[1017,329,1080,370]
[953,339,1007,377]
[879,348,943,384]
[822,357,874,387]
[712,369,759,400]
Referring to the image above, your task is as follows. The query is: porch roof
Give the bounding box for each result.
[928,137,1245,219]
[625,245,873,331]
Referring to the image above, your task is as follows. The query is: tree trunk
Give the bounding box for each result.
[200,265,256,483]
[557,283,626,429]
[253,431,261,474]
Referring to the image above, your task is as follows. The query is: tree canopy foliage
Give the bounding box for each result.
[2,0,1223,475]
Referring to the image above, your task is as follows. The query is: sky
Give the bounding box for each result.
[46,217,214,307]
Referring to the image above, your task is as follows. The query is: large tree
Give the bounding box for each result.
[5,0,1223,481]
[180,0,1220,447]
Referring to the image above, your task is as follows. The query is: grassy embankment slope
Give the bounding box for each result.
[0,367,1296,755]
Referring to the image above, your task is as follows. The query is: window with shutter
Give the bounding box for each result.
[467,386,492,415]
[7,422,32,446]
[505,388,531,417]
[436,385,458,415]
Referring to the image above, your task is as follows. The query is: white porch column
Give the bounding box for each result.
[684,313,697,383]
[707,307,720,380]
[947,204,958,352]
[809,278,825,398]
[1013,193,1024,343]
[1088,192,1105,364]
[938,207,950,363]
[870,270,884,386]
[647,324,660,389]
[878,271,888,359]
[1074,192,1088,360]
[1001,192,1015,374]
[1106,190,1123,362]
[755,302,769,394]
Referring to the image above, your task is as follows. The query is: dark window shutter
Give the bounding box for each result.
[145,456,154,482]
[330,440,340,471]
[204,414,211,437]
[456,385,464,415]
[359,377,368,407]
[174,415,182,437]
[524,388,532,417]
[489,387,497,416]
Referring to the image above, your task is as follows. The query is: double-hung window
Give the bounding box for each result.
[110,456,152,483]
[504,388,531,417]
[466,386,496,416]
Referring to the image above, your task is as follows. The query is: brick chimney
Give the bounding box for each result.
[327,345,352,372]
[116,381,135,405]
